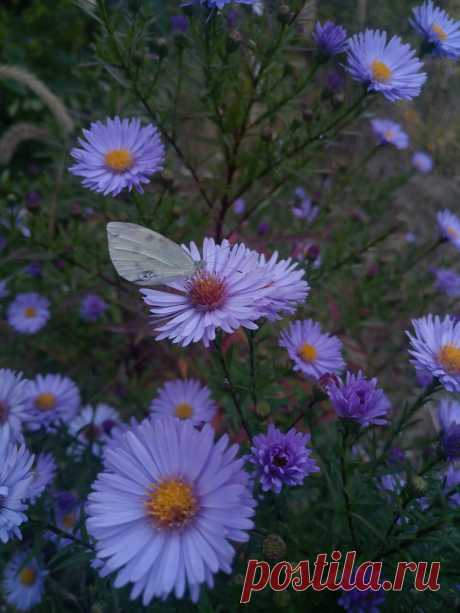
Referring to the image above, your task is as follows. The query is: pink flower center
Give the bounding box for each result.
[187,272,226,311]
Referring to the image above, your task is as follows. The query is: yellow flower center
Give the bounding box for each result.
[35,392,57,412]
[19,567,37,587]
[298,342,318,363]
[62,512,77,530]
[104,149,134,173]
[145,478,198,530]
[371,59,392,82]
[432,23,447,41]
[24,307,37,318]
[447,226,460,240]
[175,402,193,420]
[438,344,460,374]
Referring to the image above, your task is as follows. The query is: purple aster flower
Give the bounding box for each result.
[47,491,82,549]
[313,21,348,57]
[371,118,409,149]
[69,117,165,197]
[338,567,386,612]
[327,371,390,427]
[87,418,255,605]
[292,188,319,222]
[25,374,80,432]
[171,15,189,32]
[80,293,108,322]
[405,231,417,243]
[434,399,460,460]
[407,314,460,392]
[150,379,216,424]
[68,404,121,457]
[345,29,427,102]
[141,239,275,347]
[437,209,460,249]
[28,452,57,504]
[279,319,345,380]
[431,268,460,298]
[3,550,47,611]
[7,293,50,335]
[0,428,34,543]
[248,424,319,494]
[444,464,460,507]
[412,151,433,173]
[0,369,30,444]
[410,1,460,59]
[233,198,246,215]
[23,261,42,278]
[378,473,406,495]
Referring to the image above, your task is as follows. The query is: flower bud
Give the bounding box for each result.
[263,534,287,560]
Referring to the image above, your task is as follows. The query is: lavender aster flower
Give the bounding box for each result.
[407,314,460,392]
[435,399,460,460]
[150,379,216,424]
[248,424,319,494]
[432,268,460,298]
[313,21,348,57]
[7,293,50,334]
[24,262,42,278]
[87,418,255,605]
[47,491,82,548]
[371,118,409,149]
[25,374,80,431]
[80,293,108,321]
[327,371,390,427]
[0,369,30,443]
[437,209,460,249]
[410,1,460,59]
[28,452,57,504]
[378,473,406,495]
[292,188,319,222]
[233,198,246,215]
[141,239,274,347]
[3,550,47,611]
[69,117,165,197]
[0,428,34,543]
[345,30,427,101]
[68,404,120,457]
[412,151,433,173]
[279,319,345,380]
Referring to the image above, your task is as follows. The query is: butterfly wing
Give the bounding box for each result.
[106,222,198,286]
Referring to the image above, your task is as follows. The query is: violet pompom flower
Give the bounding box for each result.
[80,293,108,321]
[431,268,460,298]
[412,151,433,173]
[410,1,460,59]
[27,452,57,504]
[150,379,216,424]
[69,117,165,197]
[3,550,47,611]
[279,319,345,380]
[327,371,390,427]
[345,30,427,102]
[141,238,308,347]
[248,424,319,494]
[0,369,31,443]
[68,404,121,457]
[25,374,80,431]
[437,209,460,249]
[0,428,34,543]
[371,118,409,149]
[407,314,460,392]
[87,418,255,605]
[313,21,347,57]
[7,293,50,335]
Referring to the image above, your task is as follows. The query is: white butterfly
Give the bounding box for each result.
[106,222,203,286]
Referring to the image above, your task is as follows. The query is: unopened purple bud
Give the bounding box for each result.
[171,14,189,33]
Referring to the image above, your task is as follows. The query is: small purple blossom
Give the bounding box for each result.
[69,117,165,197]
[7,293,50,335]
[233,198,246,215]
[292,188,319,222]
[80,293,108,322]
[170,15,189,33]
[410,1,460,59]
[371,118,409,149]
[412,151,433,173]
[345,30,427,102]
[313,21,348,57]
[327,371,390,427]
[150,379,216,425]
[436,399,460,460]
[432,268,460,298]
[338,568,386,612]
[248,424,319,494]
[24,261,42,278]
